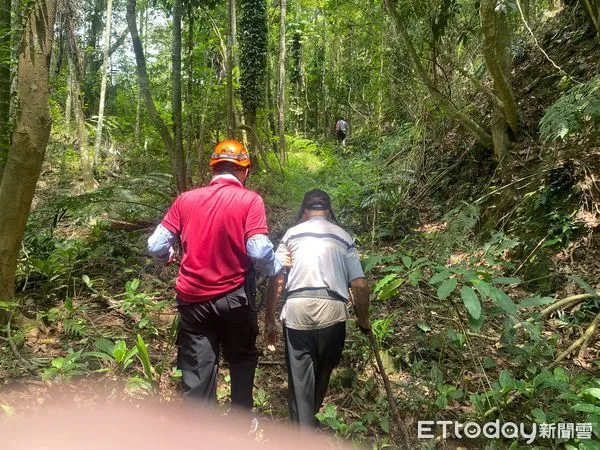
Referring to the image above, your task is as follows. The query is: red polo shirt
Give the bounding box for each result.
[160,176,269,302]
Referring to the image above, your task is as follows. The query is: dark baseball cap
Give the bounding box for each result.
[301,189,332,211]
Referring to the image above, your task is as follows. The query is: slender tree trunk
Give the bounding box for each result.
[85,0,103,116]
[383,0,493,149]
[65,70,72,131]
[226,0,235,138]
[134,7,145,145]
[172,0,186,189]
[68,54,95,192]
[127,0,186,192]
[93,0,114,161]
[481,0,519,161]
[0,0,56,315]
[185,7,194,184]
[0,0,10,183]
[278,0,286,163]
[579,0,600,39]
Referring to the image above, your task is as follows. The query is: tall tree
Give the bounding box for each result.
[239,0,269,166]
[480,0,519,160]
[383,0,493,150]
[63,0,95,191]
[172,0,184,187]
[93,0,114,160]
[127,0,187,192]
[0,0,10,182]
[68,52,95,192]
[0,0,57,313]
[226,0,235,138]
[278,0,286,163]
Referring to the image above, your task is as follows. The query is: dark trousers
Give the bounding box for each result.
[177,286,258,410]
[284,322,346,427]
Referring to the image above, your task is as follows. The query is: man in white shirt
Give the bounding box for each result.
[264,189,370,428]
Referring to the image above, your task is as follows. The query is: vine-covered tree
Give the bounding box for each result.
[0,0,57,316]
[239,0,268,164]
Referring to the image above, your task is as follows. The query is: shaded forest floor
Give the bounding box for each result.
[2,7,600,450]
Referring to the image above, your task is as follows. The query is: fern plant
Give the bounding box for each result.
[540,75,600,142]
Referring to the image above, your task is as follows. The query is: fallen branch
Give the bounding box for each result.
[554,311,600,365]
[514,291,599,330]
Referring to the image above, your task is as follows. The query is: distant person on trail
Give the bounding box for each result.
[147,139,284,416]
[264,189,371,428]
[335,118,347,146]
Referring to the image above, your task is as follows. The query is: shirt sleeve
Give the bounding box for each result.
[147,224,177,263]
[246,234,283,277]
[346,245,365,282]
[160,197,182,235]
[244,195,269,240]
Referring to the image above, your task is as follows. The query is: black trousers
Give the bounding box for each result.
[176,285,258,410]
[284,322,346,427]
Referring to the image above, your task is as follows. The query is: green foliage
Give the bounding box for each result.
[239,0,268,113]
[87,338,139,372]
[42,350,88,381]
[540,75,600,142]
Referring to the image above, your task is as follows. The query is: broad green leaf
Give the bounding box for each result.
[580,440,600,450]
[362,255,384,274]
[519,295,555,308]
[460,286,481,319]
[437,278,457,299]
[429,270,451,285]
[499,370,515,390]
[573,403,600,415]
[489,287,518,315]
[582,388,600,400]
[472,279,492,298]
[373,274,397,294]
[468,312,485,331]
[401,255,412,269]
[378,278,405,301]
[531,408,546,423]
[95,338,115,355]
[491,277,521,285]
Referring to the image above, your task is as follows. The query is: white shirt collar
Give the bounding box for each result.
[211,173,243,186]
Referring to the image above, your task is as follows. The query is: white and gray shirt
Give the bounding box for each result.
[276,216,365,330]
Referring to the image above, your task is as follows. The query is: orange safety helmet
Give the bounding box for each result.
[210,140,251,168]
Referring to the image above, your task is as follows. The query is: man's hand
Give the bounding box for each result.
[278,249,292,270]
[356,317,371,335]
[264,319,278,352]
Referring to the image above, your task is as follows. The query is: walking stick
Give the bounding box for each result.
[366,329,411,449]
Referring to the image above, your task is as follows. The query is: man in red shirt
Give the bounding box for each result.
[147,140,283,412]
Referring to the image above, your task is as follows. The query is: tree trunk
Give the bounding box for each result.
[278,0,286,163]
[480,0,519,137]
[172,0,186,189]
[579,0,600,39]
[383,0,493,149]
[0,0,56,314]
[127,0,186,192]
[185,7,194,184]
[65,70,72,131]
[134,7,145,145]
[0,0,10,183]
[68,54,95,192]
[226,0,235,138]
[85,0,104,117]
[93,0,113,162]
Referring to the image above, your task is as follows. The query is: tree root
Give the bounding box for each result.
[554,311,600,365]
[5,314,39,376]
[513,292,599,330]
